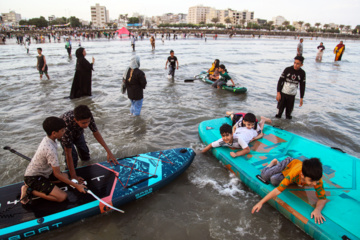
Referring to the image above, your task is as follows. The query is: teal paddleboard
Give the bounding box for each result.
[198,71,247,93]
[198,117,360,240]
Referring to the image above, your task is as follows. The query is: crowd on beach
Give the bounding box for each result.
[5,32,347,230]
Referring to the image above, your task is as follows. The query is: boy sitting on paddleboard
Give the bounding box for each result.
[252,157,327,224]
[202,113,271,158]
[21,117,87,204]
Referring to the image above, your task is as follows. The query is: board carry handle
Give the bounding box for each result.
[125,175,158,189]
[256,175,269,185]
[331,147,345,153]
[272,125,284,130]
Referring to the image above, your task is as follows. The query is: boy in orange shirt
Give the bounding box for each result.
[252,157,327,224]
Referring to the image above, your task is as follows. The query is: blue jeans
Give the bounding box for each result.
[168,65,175,77]
[63,133,90,169]
[130,98,143,116]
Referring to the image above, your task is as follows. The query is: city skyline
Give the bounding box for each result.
[1,0,358,27]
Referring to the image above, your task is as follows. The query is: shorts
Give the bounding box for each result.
[24,173,57,195]
[39,70,48,75]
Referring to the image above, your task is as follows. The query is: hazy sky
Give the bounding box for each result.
[1,0,358,27]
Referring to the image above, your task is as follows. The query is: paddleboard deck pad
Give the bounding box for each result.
[0,148,195,240]
[198,71,247,93]
[198,117,360,240]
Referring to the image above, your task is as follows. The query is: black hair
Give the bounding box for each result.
[294,55,305,63]
[302,158,323,181]
[220,124,232,135]
[219,64,227,72]
[214,59,220,68]
[43,117,66,136]
[242,113,258,130]
[74,105,92,120]
[37,48,42,51]
[170,50,174,53]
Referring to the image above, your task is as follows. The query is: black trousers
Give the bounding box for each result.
[277,92,295,118]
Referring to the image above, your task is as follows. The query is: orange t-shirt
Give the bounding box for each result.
[277,159,326,200]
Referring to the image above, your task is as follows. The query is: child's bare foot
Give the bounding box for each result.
[226,111,234,116]
[261,116,272,124]
[267,159,279,168]
[20,185,29,204]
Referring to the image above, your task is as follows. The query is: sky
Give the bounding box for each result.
[1,0,359,27]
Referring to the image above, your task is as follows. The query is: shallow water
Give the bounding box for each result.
[1,36,359,239]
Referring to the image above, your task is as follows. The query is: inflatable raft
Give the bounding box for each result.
[198,117,360,240]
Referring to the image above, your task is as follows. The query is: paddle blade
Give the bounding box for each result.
[184,79,195,82]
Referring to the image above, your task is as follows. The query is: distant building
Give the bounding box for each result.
[188,5,211,24]
[90,3,109,27]
[256,18,267,26]
[1,11,21,25]
[48,15,55,22]
[272,16,286,26]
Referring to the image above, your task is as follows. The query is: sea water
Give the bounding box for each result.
[0,36,359,240]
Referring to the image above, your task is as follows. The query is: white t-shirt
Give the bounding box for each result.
[211,135,248,149]
[24,136,60,178]
[233,127,259,146]
[233,116,262,134]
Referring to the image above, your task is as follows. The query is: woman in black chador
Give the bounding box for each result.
[70,47,94,99]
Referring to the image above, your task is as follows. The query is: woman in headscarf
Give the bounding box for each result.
[123,55,147,116]
[69,47,94,99]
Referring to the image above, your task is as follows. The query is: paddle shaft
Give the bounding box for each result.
[3,146,31,161]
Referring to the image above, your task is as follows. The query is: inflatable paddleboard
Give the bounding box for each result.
[0,148,195,240]
[198,117,360,240]
[198,71,247,93]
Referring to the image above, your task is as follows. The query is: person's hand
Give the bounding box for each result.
[311,209,326,224]
[92,57,95,64]
[75,183,87,193]
[71,175,84,184]
[252,202,263,213]
[232,84,235,87]
[299,98,303,107]
[276,92,281,102]
[165,66,167,69]
[230,152,237,158]
[107,152,119,165]
[42,67,45,71]
[176,66,179,70]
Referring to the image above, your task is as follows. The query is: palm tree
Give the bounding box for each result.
[282,21,290,30]
[323,24,330,31]
[225,17,232,24]
[240,19,246,28]
[298,21,304,31]
[315,22,321,32]
[304,23,311,31]
[211,17,219,25]
[267,21,274,31]
[339,24,345,33]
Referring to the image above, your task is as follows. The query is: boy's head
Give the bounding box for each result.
[300,38,303,43]
[37,48,42,54]
[219,64,226,72]
[301,158,323,186]
[294,56,304,70]
[242,113,257,130]
[74,105,92,129]
[170,50,174,56]
[43,117,66,139]
[219,124,233,144]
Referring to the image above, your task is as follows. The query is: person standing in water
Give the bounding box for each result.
[150,36,155,50]
[37,48,50,80]
[131,36,136,51]
[334,41,345,61]
[315,42,325,62]
[65,38,72,57]
[69,48,94,99]
[165,50,179,79]
[297,38,304,56]
[275,56,306,120]
[123,56,147,116]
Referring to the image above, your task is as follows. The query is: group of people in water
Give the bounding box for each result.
[17,35,346,230]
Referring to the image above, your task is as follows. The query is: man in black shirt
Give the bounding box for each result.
[275,56,306,119]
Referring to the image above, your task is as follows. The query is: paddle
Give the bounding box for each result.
[3,145,125,213]
[184,74,201,82]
